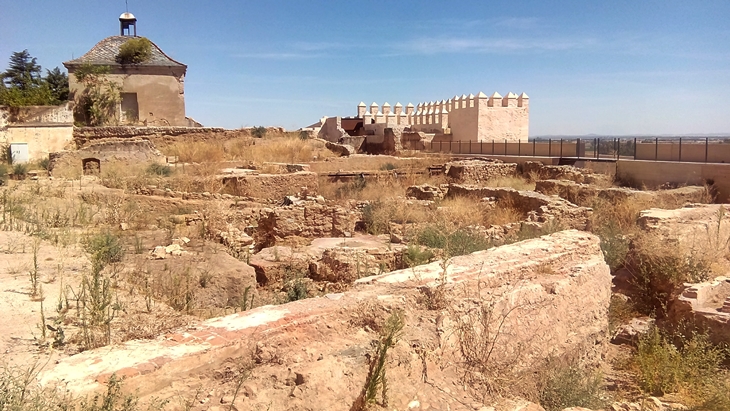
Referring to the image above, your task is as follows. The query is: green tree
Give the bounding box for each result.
[0,50,67,107]
[45,66,69,102]
[73,64,121,126]
[1,50,42,90]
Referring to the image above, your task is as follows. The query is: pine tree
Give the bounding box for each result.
[1,50,43,90]
[45,67,69,102]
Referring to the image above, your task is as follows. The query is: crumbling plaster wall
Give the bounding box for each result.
[0,104,74,160]
[68,67,187,127]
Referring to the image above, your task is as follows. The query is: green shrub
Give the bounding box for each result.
[0,366,165,410]
[538,362,605,411]
[403,245,435,267]
[445,228,491,257]
[298,130,310,140]
[12,162,28,176]
[416,225,446,249]
[251,126,267,138]
[595,221,630,272]
[379,162,397,171]
[115,37,153,64]
[38,157,50,171]
[634,328,726,397]
[416,225,491,257]
[628,238,711,317]
[0,163,9,181]
[286,277,308,302]
[83,232,125,270]
[146,162,172,177]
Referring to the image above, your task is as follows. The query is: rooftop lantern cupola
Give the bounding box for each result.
[119,12,137,36]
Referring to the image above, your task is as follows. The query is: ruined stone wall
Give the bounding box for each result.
[446,184,593,230]
[317,116,350,142]
[444,159,517,184]
[49,138,165,174]
[72,126,228,147]
[222,171,319,201]
[535,180,709,207]
[254,203,360,247]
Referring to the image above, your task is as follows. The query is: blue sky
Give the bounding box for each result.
[1,0,729,135]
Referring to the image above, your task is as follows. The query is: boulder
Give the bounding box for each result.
[325,141,356,156]
[611,316,655,345]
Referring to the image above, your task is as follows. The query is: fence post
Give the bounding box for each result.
[617,139,620,161]
[492,140,495,155]
[595,138,598,160]
[549,139,552,157]
[560,139,563,158]
[533,139,536,156]
[518,140,521,156]
[449,140,452,153]
[504,139,507,156]
[655,138,658,161]
[634,138,637,160]
[480,141,483,154]
[706,137,709,162]
[577,138,581,159]
[469,140,472,154]
[679,137,682,163]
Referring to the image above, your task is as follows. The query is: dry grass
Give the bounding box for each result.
[319,173,445,203]
[163,133,336,165]
[308,154,445,174]
[484,175,535,191]
[436,197,524,228]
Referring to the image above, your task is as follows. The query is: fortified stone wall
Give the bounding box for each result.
[348,91,529,144]
[317,91,528,150]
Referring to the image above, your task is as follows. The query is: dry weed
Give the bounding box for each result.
[162,134,335,165]
[485,175,535,191]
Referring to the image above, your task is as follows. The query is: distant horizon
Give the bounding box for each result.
[2,1,729,134]
[532,133,730,138]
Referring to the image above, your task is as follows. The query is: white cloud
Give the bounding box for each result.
[392,36,598,55]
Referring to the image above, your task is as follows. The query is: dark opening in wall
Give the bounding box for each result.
[82,158,101,175]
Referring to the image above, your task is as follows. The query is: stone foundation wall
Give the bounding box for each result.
[49,138,165,174]
[254,202,360,247]
[446,184,593,230]
[444,159,518,184]
[221,171,319,201]
[535,179,708,207]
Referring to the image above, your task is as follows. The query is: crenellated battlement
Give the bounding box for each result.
[356,92,529,142]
